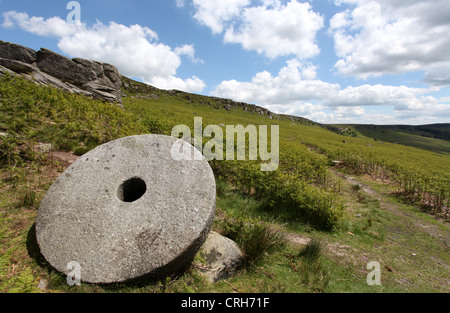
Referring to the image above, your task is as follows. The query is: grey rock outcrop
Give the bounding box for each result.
[0,58,34,74]
[0,40,37,64]
[0,40,123,106]
[162,87,318,126]
[36,134,216,283]
[196,231,243,283]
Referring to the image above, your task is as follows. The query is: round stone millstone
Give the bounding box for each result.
[36,134,216,284]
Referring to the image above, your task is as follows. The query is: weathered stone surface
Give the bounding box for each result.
[33,143,53,153]
[84,80,121,103]
[73,58,104,77]
[36,134,216,284]
[0,40,123,106]
[196,231,243,283]
[0,58,34,74]
[36,48,79,83]
[0,40,37,64]
[103,63,122,86]
[0,64,14,77]
[29,69,92,97]
[36,49,122,102]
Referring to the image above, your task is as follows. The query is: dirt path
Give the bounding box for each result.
[283,168,450,291]
[329,168,450,247]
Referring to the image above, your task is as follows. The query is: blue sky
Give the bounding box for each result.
[1,0,450,125]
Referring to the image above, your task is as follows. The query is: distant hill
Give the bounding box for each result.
[121,76,319,127]
[2,39,448,157]
[123,74,450,156]
[327,123,450,155]
[1,65,449,293]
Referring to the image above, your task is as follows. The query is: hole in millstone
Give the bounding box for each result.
[117,177,147,203]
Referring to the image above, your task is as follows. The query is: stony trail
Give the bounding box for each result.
[281,168,449,291]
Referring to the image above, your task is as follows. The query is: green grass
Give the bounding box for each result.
[329,124,450,155]
[0,74,148,156]
[0,74,449,293]
[217,216,287,268]
[297,238,323,263]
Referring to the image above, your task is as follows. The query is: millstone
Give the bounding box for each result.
[36,134,216,284]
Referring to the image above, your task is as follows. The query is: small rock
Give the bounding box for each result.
[38,279,48,291]
[196,231,243,283]
[33,143,53,153]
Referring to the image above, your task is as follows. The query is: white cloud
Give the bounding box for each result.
[150,75,206,92]
[175,0,186,8]
[224,1,324,59]
[213,59,340,105]
[212,58,450,124]
[192,0,251,34]
[3,10,80,37]
[423,62,450,87]
[335,106,365,117]
[192,0,324,59]
[174,44,204,63]
[2,11,206,92]
[266,102,324,117]
[329,0,450,84]
[328,84,433,110]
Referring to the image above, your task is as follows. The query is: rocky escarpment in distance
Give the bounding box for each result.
[0,40,319,125]
[0,40,123,106]
[122,76,319,127]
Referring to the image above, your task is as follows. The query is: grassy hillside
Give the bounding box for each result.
[328,124,450,155]
[1,74,449,293]
[122,78,449,216]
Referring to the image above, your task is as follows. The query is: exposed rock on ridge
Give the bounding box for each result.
[122,76,318,126]
[0,40,123,106]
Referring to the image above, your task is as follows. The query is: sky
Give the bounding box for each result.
[1,0,450,125]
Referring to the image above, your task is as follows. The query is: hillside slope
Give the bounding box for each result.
[0,74,449,293]
[328,124,450,155]
[122,76,449,214]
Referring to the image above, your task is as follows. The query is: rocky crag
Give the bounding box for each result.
[1,40,318,126]
[122,76,318,126]
[0,40,123,106]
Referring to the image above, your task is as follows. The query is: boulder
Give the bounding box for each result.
[0,40,123,106]
[73,58,104,77]
[36,134,216,284]
[0,41,37,64]
[196,231,243,283]
[0,64,15,77]
[0,58,34,74]
[30,69,92,97]
[36,48,79,83]
[36,49,101,87]
[83,81,120,102]
[103,63,122,87]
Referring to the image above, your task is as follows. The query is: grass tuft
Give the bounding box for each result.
[297,237,323,263]
[218,216,286,267]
